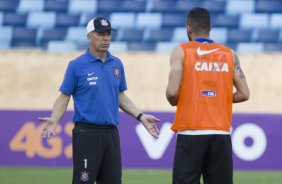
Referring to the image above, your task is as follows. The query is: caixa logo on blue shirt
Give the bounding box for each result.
[202,90,216,97]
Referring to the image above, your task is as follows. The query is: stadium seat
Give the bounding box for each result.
[227,30,253,43]
[212,15,239,28]
[136,13,162,28]
[175,1,203,13]
[225,43,238,51]
[264,44,282,52]
[237,43,264,53]
[68,0,97,14]
[97,1,120,13]
[210,28,228,44]
[81,13,111,26]
[119,1,146,12]
[146,29,174,42]
[40,28,67,47]
[55,14,80,28]
[151,1,176,13]
[270,14,282,28]
[203,1,226,14]
[156,42,178,52]
[128,42,156,51]
[47,41,77,52]
[11,28,37,47]
[18,0,44,12]
[27,12,56,29]
[0,26,13,44]
[255,30,279,43]
[172,27,187,42]
[120,29,144,42]
[44,0,68,13]
[162,13,186,28]
[110,13,135,28]
[66,27,87,43]
[3,13,27,27]
[255,0,282,13]
[226,0,255,15]
[240,14,269,29]
[0,0,19,12]
[109,42,128,52]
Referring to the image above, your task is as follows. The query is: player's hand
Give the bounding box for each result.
[140,114,160,139]
[38,117,58,139]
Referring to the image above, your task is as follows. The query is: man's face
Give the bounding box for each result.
[88,30,112,52]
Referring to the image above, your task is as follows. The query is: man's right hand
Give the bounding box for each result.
[38,117,58,139]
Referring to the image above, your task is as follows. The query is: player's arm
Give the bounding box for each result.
[119,92,160,138]
[233,52,250,103]
[39,93,71,138]
[166,46,184,106]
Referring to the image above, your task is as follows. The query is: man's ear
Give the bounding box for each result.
[187,25,192,35]
[87,34,91,40]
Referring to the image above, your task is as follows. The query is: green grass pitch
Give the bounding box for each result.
[0,167,282,184]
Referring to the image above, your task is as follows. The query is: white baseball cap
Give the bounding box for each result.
[86,17,116,34]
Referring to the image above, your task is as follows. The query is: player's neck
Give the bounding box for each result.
[90,48,107,62]
[192,34,210,41]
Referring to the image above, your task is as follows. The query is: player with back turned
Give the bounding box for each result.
[166,7,250,184]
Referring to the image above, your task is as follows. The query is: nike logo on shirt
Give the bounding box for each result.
[88,72,94,76]
[197,47,220,56]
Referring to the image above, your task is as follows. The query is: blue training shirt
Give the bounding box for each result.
[59,49,127,126]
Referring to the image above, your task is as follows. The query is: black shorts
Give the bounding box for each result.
[72,122,122,184]
[173,134,233,184]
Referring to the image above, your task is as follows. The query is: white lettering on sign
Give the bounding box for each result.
[232,123,267,161]
[135,122,174,160]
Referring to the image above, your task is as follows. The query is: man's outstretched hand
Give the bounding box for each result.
[140,114,160,138]
[38,117,57,139]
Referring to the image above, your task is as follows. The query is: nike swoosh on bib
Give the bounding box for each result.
[197,47,220,56]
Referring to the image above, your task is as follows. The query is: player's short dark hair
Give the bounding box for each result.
[186,7,211,35]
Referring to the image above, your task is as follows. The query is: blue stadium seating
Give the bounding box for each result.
[97,1,121,13]
[68,0,96,14]
[146,29,174,42]
[47,41,77,52]
[18,0,44,12]
[240,14,269,29]
[3,13,27,27]
[44,0,68,13]
[55,14,80,28]
[270,14,282,28]
[256,30,279,43]
[212,15,239,28]
[255,0,282,13]
[12,28,37,47]
[228,30,253,43]
[0,26,13,48]
[120,29,144,42]
[110,13,136,28]
[27,12,56,29]
[264,44,282,52]
[40,28,67,48]
[0,0,19,12]
[203,1,226,14]
[128,42,156,51]
[162,13,186,28]
[226,0,254,15]
[119,1,146,13]
[0,0,281,52]
[136,13,162,28]
[151,1,176,13]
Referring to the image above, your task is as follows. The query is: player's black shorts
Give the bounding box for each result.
[173,134,233,184]
[72,122,122,184]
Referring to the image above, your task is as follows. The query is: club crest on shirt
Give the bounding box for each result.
[113,66,120,78]
[80,171,89,182]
